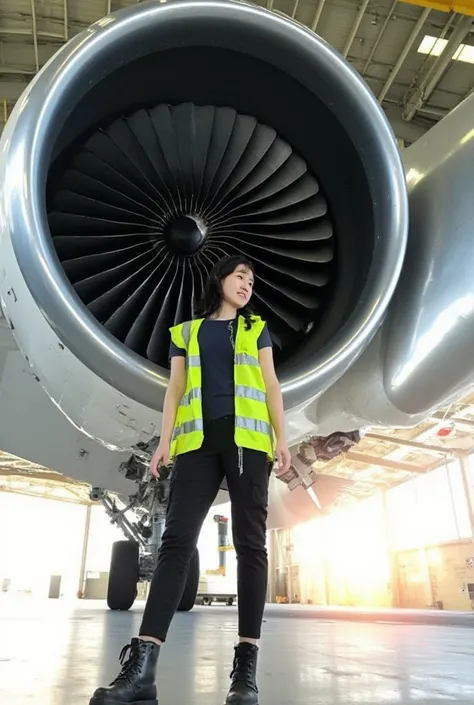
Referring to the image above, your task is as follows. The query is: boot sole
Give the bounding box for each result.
[89,699,157,705]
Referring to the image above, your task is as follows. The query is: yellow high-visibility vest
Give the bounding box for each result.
[169,315,274,461]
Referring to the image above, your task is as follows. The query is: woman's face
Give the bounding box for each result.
[221,264,254,309]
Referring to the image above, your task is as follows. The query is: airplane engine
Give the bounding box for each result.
[0,0,408,450]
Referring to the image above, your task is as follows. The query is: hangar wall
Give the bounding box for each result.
[269,456,474,611]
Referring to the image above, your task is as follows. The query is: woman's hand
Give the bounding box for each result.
[275,439,291,473]
[150,440,170,478]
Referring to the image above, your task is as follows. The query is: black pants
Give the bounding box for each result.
[139,416,270,642]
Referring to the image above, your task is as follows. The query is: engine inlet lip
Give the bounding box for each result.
[2,0,408,411]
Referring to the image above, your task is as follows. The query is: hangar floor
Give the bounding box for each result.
[1,598,473,704]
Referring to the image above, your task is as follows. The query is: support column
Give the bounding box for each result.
[77,504,92,598]
[285,529,293,604]
[460,456,474,537]
[266,529,277,603]
[322,557,330,606]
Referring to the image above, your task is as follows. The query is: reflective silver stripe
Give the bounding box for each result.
[172,418,204,440]
[236,416,272,436]
[235,353,259,367]
[181,387,202,405]
[235,385,266,403]
[188,355,201,367]
[182,320,192,349]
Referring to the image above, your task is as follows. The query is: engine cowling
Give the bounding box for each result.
[0,0,407,449]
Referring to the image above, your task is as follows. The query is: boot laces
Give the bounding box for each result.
[230,651,256,688]
[110,643,143,685]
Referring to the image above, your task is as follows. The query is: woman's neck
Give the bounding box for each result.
[211,302,238,321]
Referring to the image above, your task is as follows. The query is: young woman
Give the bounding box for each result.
[90,254,291,705]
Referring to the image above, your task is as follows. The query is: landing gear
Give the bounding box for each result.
[107,540,139,611]
[106,539,200,613]
[92,472,200,613]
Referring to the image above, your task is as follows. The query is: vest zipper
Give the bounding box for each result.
[233,320,243,476]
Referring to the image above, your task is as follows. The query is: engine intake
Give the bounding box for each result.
[48,102,333,367]
[2,0,408,412]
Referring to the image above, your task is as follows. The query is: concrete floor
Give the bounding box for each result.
[1,598,473,704]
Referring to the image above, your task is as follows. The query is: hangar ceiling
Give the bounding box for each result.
[0,451,93,503]
[0,0,473,144]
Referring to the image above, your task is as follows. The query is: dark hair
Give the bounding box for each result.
[194,254,256,329]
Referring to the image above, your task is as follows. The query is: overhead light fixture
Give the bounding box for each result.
[418,34,474,65]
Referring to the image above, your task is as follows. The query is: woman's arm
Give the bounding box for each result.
[160,356,186,444]
[150,356,186,474]
[259,346,291,472]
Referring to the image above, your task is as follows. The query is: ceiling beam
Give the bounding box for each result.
[343,0,371,57]
[378,6,430,103]
[371,418,453,474]
[0,66,36,76]
[364,431,462,456]
[363,60,464,96]
[0,466,87,487]
[416,104,448,117]
[0,28,64,40]
[30,0,40,73]
[402,11,456,93]
[0,484,89,505]
[64,0,69,41]
[431,412,474,427]
[64,485,92,502]
[400,0,474,16]
[403,14,473,120]
[345,450,428,473]
[311,0,327,32]
[362,0,398,74]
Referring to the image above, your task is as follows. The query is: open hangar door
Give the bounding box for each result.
[0,454,238,606]
[267,391,474,613]
[0,458,126,601]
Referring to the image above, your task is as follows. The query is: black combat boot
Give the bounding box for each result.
[224,643,259,705]
[89,638,159,705]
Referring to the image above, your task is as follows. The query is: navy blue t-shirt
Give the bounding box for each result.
[169,318,272,422]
